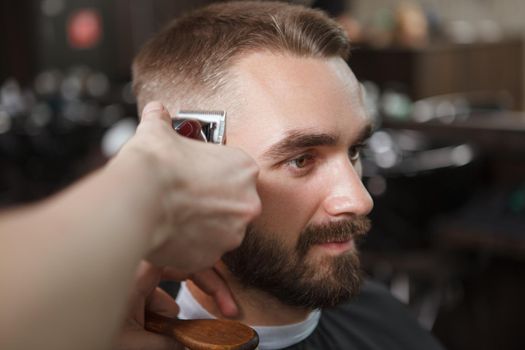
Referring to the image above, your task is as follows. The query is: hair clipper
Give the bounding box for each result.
[172,110,226,144]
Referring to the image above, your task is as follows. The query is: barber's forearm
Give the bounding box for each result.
[0,152,164,350]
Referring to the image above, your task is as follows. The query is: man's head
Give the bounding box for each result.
[132,1,350,114]
[133,1,374,310]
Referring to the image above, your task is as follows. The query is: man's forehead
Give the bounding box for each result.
[230,51,358,92]
[228,53,363,118]
[225,52,368,153]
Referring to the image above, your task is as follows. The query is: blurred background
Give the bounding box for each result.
[1,0,524,349]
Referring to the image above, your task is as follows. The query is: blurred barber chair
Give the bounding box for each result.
[358,90,518,329]
[409,90,513,124]
[360,127,481,329]
[361,89,525,349]
[361,129,481,251]
[375,89,524,256]
[362,89,514,251]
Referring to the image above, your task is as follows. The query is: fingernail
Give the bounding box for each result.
[143,101,164,114]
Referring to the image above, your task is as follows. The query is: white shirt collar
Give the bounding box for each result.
[176,282,321,350]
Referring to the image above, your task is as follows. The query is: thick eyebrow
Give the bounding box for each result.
[262,130,337,161]
[262,123,374,161]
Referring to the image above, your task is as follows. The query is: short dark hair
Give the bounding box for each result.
[132,1,350,113]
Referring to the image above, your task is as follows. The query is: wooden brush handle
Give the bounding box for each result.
[145,311,259,350]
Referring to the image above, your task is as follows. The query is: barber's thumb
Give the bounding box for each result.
[141,101,171,125]
[147,287,180,319]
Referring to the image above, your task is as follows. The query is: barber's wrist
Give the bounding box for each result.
[106,145,174,253]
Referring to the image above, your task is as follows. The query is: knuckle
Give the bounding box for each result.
[237,150,258,170]
[249,198,262,217]
[244,195,262,218]
[233,233,244,247]
[225,230,244,250]
[228,225,246,246]
[248,160,260,175]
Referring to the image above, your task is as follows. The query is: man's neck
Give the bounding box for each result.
[186,264,311,326]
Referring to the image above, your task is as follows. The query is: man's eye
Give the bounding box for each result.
[290,154,313,168]
[349,144,365,162]
[284,154,316,174]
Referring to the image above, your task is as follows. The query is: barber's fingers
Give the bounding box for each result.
[140,101,172,126]
[162,266,189,281]
[119,262,183,350]
[161,266,238,317]
[128,261,161,316]
[146,287,180,319]
[135,261,163,296]
[190,268,239,318]
[126,261,162,322]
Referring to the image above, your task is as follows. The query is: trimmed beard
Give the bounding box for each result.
[222,216,371,309]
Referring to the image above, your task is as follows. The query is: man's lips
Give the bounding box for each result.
[314,239,354,254]
[296,217,370,257]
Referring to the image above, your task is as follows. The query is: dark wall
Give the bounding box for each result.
[0,0,217,83]
[0,0,37,84]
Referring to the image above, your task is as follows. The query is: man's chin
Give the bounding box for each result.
[289,253,362,308]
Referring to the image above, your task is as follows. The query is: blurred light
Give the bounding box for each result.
[477,20,503,43]
[61,75,83,100]
[369,130,394,153]
[397,131,425,151]
[22,89,36,112]
[34,70,63,96]
[390,273,410,304]
[121,82,136,105]
[381,90,412,120]
[375,150,398,169]
[367,175,387,196]
[101,118,137,157]
[435,100,456,124]
[451,145,474,166]
[41,0,64,17]
[30,103,53,128]
[1,79,25,115]
[0,109,11,134]
[452,97,470,117]
[101,104,125,127]
[509,187,525,214]
[67,9,102,49]
[62,100,99,125]
[447,20,476,44]
[86,73,109,98]
[412,100,434,123]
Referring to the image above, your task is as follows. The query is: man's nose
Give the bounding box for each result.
[322,161,373,218]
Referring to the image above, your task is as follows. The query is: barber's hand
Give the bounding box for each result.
[118,101,261,273]
[117,261,238,350]
[118,261,181,350]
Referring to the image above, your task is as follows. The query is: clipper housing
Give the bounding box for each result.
[172,110,226,144]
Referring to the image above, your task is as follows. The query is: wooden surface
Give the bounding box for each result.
[350,39,524,110]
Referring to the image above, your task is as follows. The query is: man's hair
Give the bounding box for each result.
[132,0,350,114]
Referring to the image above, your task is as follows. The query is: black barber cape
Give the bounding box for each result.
[281,280,445,350]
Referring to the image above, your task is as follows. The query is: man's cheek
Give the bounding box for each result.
[254,178,311,243]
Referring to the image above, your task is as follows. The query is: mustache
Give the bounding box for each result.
[296,216,371,257]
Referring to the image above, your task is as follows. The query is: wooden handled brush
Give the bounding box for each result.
[145,311,259,350]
